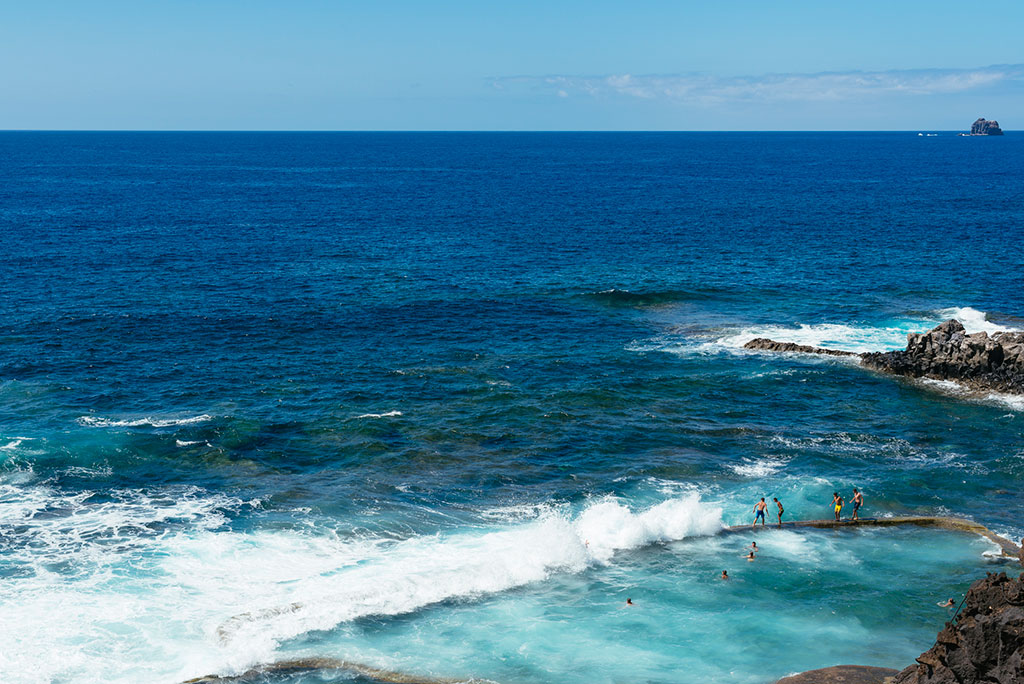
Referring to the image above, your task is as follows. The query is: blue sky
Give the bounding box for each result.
[1,0,1021,130]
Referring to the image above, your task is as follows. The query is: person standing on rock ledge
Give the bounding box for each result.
[752,498,768,527]
[851,488,863,520]
[831,492,844,521]
[773,497,784,526]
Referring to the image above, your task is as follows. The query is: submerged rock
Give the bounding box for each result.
[861,319,1024,395]
[893,572,1024,684]
[775,665,899,684]
[743,339,860,357]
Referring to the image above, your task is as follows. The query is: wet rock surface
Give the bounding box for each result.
[893,572,1024,684]
[743,338,860,357]
[861,320,1024,395]
[747,319,1024,395]
[775,665,899,684]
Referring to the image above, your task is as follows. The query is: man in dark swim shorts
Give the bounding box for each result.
[773,497,784,526]
[851,488,863,521]
[752,497,767,527]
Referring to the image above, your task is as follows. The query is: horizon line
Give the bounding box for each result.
[0,128,1015,134]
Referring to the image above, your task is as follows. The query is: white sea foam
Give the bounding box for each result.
[0,437,34,451]
[718,322,919,354]
[77,414,213,428]
[635,306,1020,359]
[918,378,1024,412]
[215,494,723,668]
[986,394,1024,412]
[935,306,1021,334]
[353,410,403,419]
[0,487,722,683]
[726,457,788,478]
[0,483,259,683]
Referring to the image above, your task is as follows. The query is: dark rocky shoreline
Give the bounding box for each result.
[745,319,1024,396]
[777,571,1024,684]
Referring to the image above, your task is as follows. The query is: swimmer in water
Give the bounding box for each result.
[938,598,955,608]
[721,570,729,580]
[746,551,755,561]
[749,541,758,552]
[625,598,634,607]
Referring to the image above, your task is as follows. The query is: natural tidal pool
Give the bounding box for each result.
[266,523,999,684]
[1,480,1003,684]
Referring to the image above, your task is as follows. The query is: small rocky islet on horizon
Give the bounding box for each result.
[745,318,1024,396]
[959,117,1004,135]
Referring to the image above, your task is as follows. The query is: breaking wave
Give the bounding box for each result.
[634,306,1020,357]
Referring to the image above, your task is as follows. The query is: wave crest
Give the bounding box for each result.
[216,494,723,661]
[77,414,213,428]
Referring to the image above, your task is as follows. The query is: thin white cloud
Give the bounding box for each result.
[500,65,1024,103]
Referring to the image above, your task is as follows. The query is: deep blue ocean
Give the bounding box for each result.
[1,132,1022,684]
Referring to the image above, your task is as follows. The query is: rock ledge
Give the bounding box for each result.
[745,319,1024,395]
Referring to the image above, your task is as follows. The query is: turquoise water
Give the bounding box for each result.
[0,132,1022,683]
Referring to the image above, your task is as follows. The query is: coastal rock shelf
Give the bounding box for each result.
[745,318,1024,395]
[776,665,899,684]
[723,516,1023,560]
[741,339,859,357]
[183,657,466,684]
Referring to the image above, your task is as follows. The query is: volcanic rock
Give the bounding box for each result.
[861,319,1024,395]
[892,572,1024,684]
[970,118,1005,135]
[775,665,899,684]
[743,338,860,357]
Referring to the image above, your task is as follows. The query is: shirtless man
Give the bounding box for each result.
[851,488,864,521]
[721,570,729,580]
[752,497,768,527]
[831,492,843,521]
[773,497,784,526]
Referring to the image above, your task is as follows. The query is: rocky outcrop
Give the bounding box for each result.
[744,339,860,357]
[970,118,1004,135]
[746,319,1024,395]
[183,658,463,683]
[861,320,1024,395]
[893,572,1024,684]
[776,665,899,684]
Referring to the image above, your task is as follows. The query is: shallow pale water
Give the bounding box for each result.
[0,132,1022,684]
